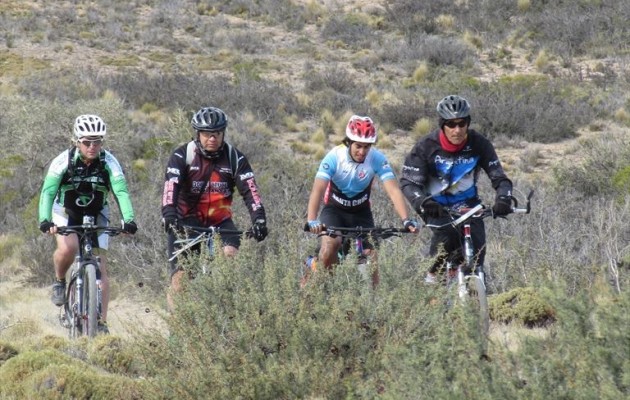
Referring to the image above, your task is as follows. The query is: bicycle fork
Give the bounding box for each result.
[461,222,485,297]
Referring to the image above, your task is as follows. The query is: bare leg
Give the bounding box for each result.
[54,234,79,280]
[318,235,342,270]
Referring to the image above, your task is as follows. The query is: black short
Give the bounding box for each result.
[167,218,242,277]
[319,205,376,250]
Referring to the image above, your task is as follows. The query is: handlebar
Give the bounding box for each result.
[180,225,249,235]
[426,189,534,229]
[56,225,124,237]
[303,223,411,239]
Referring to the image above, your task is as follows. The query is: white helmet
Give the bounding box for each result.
[74,115,107,139]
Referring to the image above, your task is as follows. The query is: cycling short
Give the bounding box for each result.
[167,218,242,277]
[52,203,110,250]
[319,205,376,250]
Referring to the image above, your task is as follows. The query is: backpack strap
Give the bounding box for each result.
[66,146,76,182]
[225,142,240,177]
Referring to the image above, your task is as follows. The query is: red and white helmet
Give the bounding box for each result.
[345,115,377,144]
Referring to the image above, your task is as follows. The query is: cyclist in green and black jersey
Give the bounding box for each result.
[38,115,137,333]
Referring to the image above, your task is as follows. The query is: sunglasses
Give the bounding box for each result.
[198,130,224,138]
[78,139,104,147]
[444,119,468,129]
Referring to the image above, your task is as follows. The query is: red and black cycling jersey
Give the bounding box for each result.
[161,141,265,226]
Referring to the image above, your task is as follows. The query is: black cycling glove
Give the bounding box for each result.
[492,195,512,217]
[39,220,55,233]
[420,199,447,218]
[122,220,138,234]
[163,217,180,233]
[252,219,268,242]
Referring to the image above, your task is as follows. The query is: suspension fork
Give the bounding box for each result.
[460,222,485,289]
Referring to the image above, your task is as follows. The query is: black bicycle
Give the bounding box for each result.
[302,225,412,287]
[57,216,123,338]
[424,190,534,352]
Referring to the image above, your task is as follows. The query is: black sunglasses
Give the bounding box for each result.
[444,119,468,129]
[198,130,224,138]
[78,139,104,147]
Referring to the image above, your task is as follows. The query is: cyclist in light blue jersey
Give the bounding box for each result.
[306,115,418,285]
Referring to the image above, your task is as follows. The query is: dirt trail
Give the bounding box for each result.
[0,277,168,341]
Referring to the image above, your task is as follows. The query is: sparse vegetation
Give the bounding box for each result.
[1,0,629,398]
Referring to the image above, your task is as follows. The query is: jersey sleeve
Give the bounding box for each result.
[400,140,431,209]
[315,149,337,181]
[372,150,396,182]
[233,150,266,224]
[104,151,135,222]
[478,135,512,197]
[162,145,187,219]
[38,151,68,223]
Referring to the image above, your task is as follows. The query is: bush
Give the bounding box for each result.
[490,287,556,326]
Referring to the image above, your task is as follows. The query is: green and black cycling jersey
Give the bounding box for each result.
[38,147,135,223]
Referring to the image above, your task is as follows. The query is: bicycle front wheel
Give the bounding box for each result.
[466,275,490,352]
[66,276,79,338]
[81,263,99,337]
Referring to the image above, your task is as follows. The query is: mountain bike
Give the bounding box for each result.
[424,190,534,353]
[302,225,412,287]
[169,225,251,275]
[57,216,124,338]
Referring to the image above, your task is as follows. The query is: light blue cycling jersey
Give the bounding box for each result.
[316,144,395,211]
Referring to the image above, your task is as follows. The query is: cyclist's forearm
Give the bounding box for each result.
[39,177,61,222]
[110,178,135,221]
[307,179,327,220]
[384,179,412,220]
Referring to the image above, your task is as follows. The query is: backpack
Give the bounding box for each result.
[64,146,108,185]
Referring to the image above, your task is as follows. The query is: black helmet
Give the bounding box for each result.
[191,107,228,131]
[437,95,471,120]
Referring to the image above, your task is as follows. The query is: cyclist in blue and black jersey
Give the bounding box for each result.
[400,95,513,283]
[306,115,418,286]
[38,115,137,333]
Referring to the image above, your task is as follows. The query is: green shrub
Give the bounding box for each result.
[88,336,140,376]
[0,342,19,366]
[490,287,556,326]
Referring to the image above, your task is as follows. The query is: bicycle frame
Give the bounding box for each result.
[57,216,122,338]
[425,190,534,292]
[424,190,534,354]
[170,225,249,274]
[303,225,410,286]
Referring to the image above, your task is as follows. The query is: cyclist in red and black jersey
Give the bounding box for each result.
[162,107,267,299]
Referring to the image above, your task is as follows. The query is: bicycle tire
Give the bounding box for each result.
[81,263,98,337]
[66,275,80,338]
[466,275,490,352]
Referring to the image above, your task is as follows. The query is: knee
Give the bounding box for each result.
[223,245,238,257]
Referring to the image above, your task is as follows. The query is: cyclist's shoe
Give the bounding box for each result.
[424,272,437,284]
[51,280,66,306]
[97,320,110,335]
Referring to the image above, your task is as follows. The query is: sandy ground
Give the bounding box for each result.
[0,276,168,342]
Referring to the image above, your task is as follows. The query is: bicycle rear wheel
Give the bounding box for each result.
[81,263,98,337]
[466,275,489,353]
